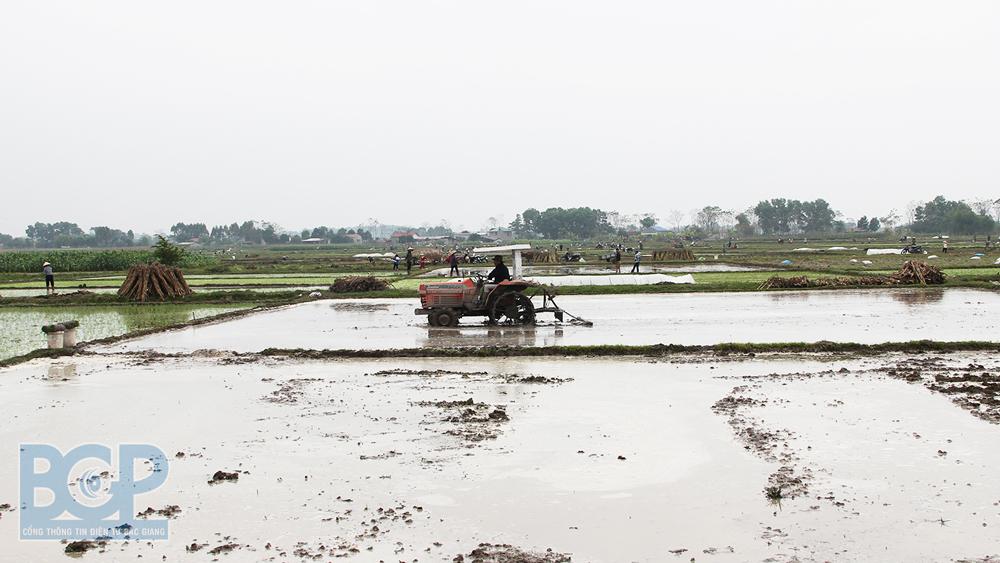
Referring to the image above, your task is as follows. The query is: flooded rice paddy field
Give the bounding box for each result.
[2,286,324,298]
[0,305,252,361]
[1,353,998,561]
[105,288,1000,354]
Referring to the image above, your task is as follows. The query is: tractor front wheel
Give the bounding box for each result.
[489,292,536,325]
[429,309,460,327]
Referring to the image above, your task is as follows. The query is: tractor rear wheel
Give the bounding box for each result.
[430,309,460,327]
[489,292,535,325]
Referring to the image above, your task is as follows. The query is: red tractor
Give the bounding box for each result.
[414,245,587,327]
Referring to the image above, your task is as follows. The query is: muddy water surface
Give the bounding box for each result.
[0,355,997,561]
[106,288,998,354]
[0,305,252,361]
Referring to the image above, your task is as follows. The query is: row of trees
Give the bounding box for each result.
[0,220,377,249]
[172,221,375,244]
[722,196,996,238]
[4,196,998,248]
[0,222,142,248]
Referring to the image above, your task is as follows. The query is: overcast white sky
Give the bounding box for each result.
[1,1,998,235]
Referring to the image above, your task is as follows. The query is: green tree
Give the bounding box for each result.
[169,222,209,242]
[152,235,186,266]
[640,214,657,230]
[521,208,541,233]
[517,207,611,239]
[799,199,835,232]
[912,196,997,235]
[735,213,755,236]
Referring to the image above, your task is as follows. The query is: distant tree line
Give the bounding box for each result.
[0,220,376,249]
[0,222,143,249]
[3,196,998,248]
[172,221,375,244]
[731,195,997,237]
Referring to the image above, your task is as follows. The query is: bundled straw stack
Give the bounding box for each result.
[524,250,557,264]
[890,260,946,284]
[329,276,389,293]
[118,263,193,302]
[758,260,945,290]
[652,249,696,261]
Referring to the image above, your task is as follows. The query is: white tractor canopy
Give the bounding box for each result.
[472,244,531,279]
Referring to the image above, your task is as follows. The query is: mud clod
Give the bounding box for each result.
[455,543,571,562]
[208,471,240,484]
[207,543,241,555]
[883,358,1000,423]
[136,505,181,519]
[65,540,105,554]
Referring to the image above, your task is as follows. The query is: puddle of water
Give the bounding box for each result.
[0,355,996,561]
[0,305,252,360]
[107,288,999,354]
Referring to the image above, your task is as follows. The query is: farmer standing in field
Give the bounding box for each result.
[630,250,641,273]
[405,247,414,274]
[42,261,55,294]
[448,251,460,277]
[613,247,621,273]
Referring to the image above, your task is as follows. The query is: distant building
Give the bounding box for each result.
[486,228,514,242]
[345,233,363,244]
[391,231,417,243]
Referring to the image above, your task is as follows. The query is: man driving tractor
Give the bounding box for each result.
[486,255,511,283]
[475,255,511,306]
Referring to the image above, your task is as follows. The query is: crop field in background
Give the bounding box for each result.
[0,249,214,272]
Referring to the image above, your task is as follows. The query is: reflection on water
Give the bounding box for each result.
[890,289,946,306]
[765,291,813,302]
[422,325,566,347]
[765,288,949,307]
[47,363,77,380]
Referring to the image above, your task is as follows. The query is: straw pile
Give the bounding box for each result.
[524,250,557,264]
[653,249,695,261]
[330,276,389,293]
[758,261,945,290]
[118,263,193,301]
[891,260,945,284]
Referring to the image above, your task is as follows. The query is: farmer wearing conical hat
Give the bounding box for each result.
[42,261,54,295]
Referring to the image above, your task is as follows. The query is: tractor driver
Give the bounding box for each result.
[474,255,511,307]
[486,255,510,283]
